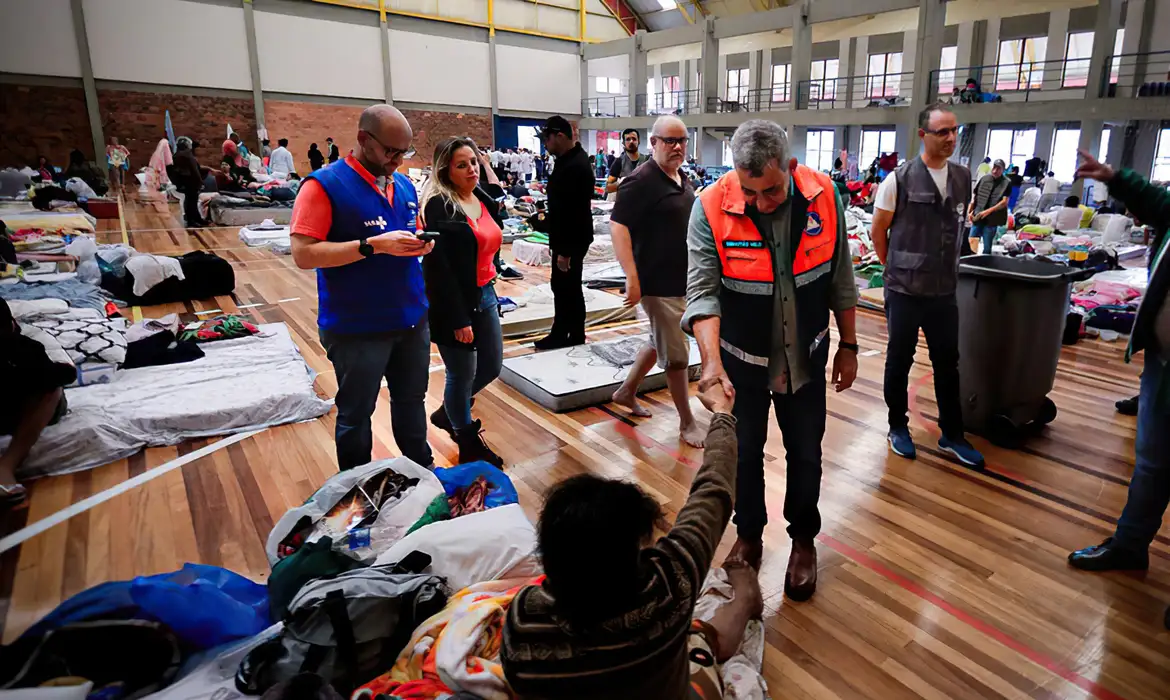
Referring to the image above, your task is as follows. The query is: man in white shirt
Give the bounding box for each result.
[509,150,523,178]
[269,138,295,176]
[524,149,536,181]
[1041,171,1061,196]
[1052,195,1086,231]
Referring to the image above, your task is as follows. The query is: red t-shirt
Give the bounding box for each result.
[289,155,395,241]
[469,202,503,287]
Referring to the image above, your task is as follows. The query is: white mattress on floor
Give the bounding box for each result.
[500,284,635,338]
[2,323,332,480]
[212,206,293,226]
[239,223,291,247]
[511,235,616,267]
[500,336,700,412]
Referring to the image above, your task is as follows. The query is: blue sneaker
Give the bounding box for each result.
[938,435,985,469]
[888,427,917,459]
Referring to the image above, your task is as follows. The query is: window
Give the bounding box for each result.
[726,68,749,104]
[660,75,681,111]
[595,77,624,94]
[806,130,835,173]
[860,129,897,168]
[1063,31,1093,88]
[771,63,790,102]
[1154,128,1170,181]
[995,37,1047,90]
[1050,127,1081,182]
[867,52,903,97]
[609,77,622,94]
[722,140,734,168]
[938,45,958,94]
[1099,127,1111,162]
[647,78,655,100]
[986,127,1036,169]
[1110,28,1125,84]
[595,76,608,93]
[808,58,840,101]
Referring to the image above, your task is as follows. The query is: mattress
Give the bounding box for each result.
[500,284,635,338]
[583,261,627,289]
[512,235,616,267]
[0,323,332,480]
[1,210,96,233]
[501,336,701,412]
[239,223,291,247]
[211,206,293,227]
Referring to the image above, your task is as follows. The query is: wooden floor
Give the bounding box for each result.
[2,195,1167,699]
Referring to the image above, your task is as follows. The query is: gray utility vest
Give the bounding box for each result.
[883,157,972,297]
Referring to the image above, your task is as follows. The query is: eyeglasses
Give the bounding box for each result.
[654,136,690,147]
[362,130,415,160]
[923,126,960,137]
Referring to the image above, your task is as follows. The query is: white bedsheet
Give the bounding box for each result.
[2,323,332,480]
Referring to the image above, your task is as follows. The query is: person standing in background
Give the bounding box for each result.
[289,105,435,471]
[269,138,295,176]
[172,136,206,228]
[327,137,340,164]
[535,152,547,181]
[968,158,1010,254]
[596,148,607,177]
[532,116,595,350]
[871,103,985,469]
[975,156,992,181]
[308,143,325,172]
[608,116,704,448]
[261,139,272,161]
[606,128,645,198]
[1042,170,1061,196]
[106,137,130,192]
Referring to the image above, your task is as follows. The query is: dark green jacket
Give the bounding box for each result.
[1108,169,1170,362]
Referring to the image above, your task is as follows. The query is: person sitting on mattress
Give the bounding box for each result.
[502,377,763,700]
[0,299,76,506]
[419,137,507,468]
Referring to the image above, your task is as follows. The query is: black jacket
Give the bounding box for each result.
[530,143,594,257]
[421,183,506,348]
[172,149,203,191]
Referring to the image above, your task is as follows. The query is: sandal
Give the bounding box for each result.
[0,483,28,506]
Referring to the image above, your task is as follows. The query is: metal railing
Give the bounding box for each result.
[931,57,1101,103]
[796,72,915,110]
[635,89,701,116]
[581,95,630,118]
[1102,51,1170,98]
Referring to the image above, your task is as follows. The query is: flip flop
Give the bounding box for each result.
[0,483,27,506]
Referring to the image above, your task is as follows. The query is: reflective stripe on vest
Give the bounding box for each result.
[699,165,838,289]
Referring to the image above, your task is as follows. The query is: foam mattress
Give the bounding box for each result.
[212,206,293,227]
[500,284,634,338]
[501,336,701,412]
[239,223,291,247]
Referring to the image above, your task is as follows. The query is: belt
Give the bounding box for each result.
[720,338,769,367]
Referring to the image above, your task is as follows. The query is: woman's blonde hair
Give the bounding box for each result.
[420,137,480,219]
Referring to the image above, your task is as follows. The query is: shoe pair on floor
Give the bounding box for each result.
[1068,539,1170,630]
[728,536,817,602]
[888,426,985,469]
[430,402,504,468]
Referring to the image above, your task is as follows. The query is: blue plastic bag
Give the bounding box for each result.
[434,461,518,510]
[19,563,270,651]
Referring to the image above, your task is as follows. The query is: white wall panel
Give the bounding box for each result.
[496,45,581,114]
[388,30,490,107]
[257,12,383,99]
[0,0,82,78]
[83,0,250,90]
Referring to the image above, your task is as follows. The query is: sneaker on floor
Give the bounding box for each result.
[499,266,524,280]
[888,427,917,460]
[1116,395,1139,416]
[938,435,985,469]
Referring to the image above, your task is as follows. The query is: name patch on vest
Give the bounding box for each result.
[724,240,765,249]
[805,212,824,236]
[364,216,388,230]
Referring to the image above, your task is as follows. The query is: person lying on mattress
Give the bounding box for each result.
[0,299,76,506]
[501,376,763,700]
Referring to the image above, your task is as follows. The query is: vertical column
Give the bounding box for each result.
[1131,121,1159,178]
[1034,122,1055,165]
[748,49,761,109]
[907,0,946,157]
[980,16,1000,91]
[1072,120,1104,198]
[840,37,856,109]
[790,126,807,164]
[851,36,869,108]
[630,32,647,117]
[790,1,812,109]
[1085,0,1123,99]
[847,127,861,164]
[701,17,719,113]
[971,123,989,165]
[956,22,974,76]
[1041,8,1069,92]
[242,0,266,135]
[578,48,587,119]
[1118,0,1149,95]
[1105,124,1125,168]
[902,28,918,99]
[69,0,104,160]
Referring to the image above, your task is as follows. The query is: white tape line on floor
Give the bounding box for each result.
[0,429,265,555]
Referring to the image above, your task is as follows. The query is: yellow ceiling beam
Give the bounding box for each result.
[677,2,695,24]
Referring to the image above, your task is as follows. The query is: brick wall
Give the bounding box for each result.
[264,99,494,174]
[98,89,257,171]
[0,84,91,169]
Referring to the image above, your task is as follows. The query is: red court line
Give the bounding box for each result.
[818,533,1128,700]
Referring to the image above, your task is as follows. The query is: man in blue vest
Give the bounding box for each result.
[290,104,435,471]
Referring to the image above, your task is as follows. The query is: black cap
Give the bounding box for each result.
[539,116,573,139]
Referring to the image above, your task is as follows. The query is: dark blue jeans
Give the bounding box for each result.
[884,290,965,439]
[1114,355,1170,552]
[971,223,998,254]
[437,285,503,430]
[320,323,433,470]
[725,352,826,542]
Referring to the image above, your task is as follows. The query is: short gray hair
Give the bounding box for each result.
[730,120,790,176]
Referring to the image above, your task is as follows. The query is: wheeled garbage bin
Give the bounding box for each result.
[956,255,1090,447]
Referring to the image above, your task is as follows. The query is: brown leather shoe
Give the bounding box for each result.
[725,536,763,571]
[784,538,817,602]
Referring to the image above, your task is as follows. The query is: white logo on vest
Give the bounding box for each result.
[363,216,387,230]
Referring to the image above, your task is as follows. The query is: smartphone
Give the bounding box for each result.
[416,231,441,243]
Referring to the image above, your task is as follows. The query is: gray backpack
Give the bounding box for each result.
[236,554,448,696]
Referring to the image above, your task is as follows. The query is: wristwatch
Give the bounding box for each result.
[358,238,375,258]
[839,341,860,353]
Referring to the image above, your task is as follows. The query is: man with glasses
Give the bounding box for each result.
[871,103,984,469]
[608,116,704,448]
[289,104,436,471]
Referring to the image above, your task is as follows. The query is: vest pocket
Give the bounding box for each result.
[907,190,937,204]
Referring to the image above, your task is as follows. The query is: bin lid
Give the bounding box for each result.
[958,254,1074,283]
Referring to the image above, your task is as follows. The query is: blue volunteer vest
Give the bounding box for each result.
[304,160,427,334]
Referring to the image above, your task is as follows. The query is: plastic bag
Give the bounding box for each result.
[434,462,518,511]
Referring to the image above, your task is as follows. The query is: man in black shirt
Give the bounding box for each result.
[326,137,340,163]
[606,128,645,197]
[532,116,596,350]
[609,116,704,447]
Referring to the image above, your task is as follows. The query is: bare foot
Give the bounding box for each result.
[680,421,706,448]
[706,562,765,662]
[612,387,651,417]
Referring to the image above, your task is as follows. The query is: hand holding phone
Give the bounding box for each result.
[416,231,441,243]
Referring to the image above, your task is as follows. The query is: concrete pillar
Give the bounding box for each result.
[748,49,761,109]
[956,22,975,76]
[491,35,501,117]
[1034,122,1055,164]
[971,123,989,164]
[1041,8,1070,92]
[241,0,266,137]
[902,29,918,100]
[1071,120,1104,198]
[980,16,1000,93]
[790,2,812,109]
[1105,124,1124,168]
[907,0,946,157]
[1131,121,1159,177]
[701,18,719,112]
[840,37,857,109]
[896,123,911,160]
[701,128,723,165]
[1118,0,1150,94]
[69,0,103,161]
[851,36,869,108]
[847,127,861,164]
[718,54,728,103]
[790,125,808,163]
[1085,0,1123,99]
[630,32,648,116]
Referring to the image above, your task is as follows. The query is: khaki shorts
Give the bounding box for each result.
[687,620,724,699]
[641,296,690,370]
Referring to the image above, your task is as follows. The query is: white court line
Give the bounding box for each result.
[194,308,223,316]
[861,349,882,357]
[277,297,300,303]
[236,303,264,309]
[0,429,264,555]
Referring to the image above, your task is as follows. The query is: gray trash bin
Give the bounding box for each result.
[956,255,1090,446]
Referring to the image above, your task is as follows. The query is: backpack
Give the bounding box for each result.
[236,554,448,696]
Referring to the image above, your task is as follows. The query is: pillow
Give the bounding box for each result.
[26,315,127,367]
